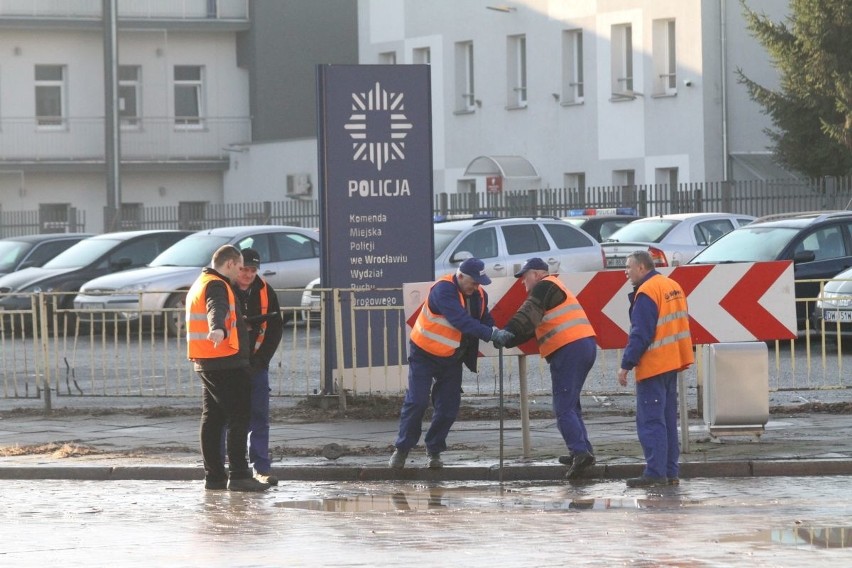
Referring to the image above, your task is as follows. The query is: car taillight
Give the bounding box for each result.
[649,247,668,267]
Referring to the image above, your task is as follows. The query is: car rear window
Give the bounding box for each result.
[501,224,550,255]
[607,219,678,243]
[544,223,594,249]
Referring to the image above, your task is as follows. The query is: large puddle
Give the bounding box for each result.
[3,477,851,567]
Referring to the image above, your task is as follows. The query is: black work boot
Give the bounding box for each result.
[564,452,596,480]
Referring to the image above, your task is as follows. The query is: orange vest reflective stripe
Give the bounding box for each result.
[410,274,486,357]
[252,282,270,353]
[634,274,694,381]
[536,275,596,357]
[186,272,240,360]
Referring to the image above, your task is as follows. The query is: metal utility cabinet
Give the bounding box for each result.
[702,342,769,439]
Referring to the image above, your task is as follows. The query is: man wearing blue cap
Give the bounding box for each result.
[493,257,598,480]
[389,257,500,469]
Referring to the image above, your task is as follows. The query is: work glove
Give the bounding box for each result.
[491,328,515,349]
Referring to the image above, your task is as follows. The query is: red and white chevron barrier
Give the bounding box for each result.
[403,261,797,353]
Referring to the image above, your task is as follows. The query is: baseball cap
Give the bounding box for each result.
[514,257,549,278]
[241,248,261,268]
[458,258,492,285]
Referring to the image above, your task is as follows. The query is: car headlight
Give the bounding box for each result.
[116,283,150,293]
[819,290,852,308]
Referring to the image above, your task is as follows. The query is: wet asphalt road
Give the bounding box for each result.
[3,476,850,567]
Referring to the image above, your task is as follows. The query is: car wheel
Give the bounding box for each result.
[164,292,187,337]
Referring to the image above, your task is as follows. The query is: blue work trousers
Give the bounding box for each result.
[221,368,272,474]
[635,371,679,479]
[394,348,463,455]
[549,336,597,454]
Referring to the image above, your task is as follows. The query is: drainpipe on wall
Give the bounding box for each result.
[720,0,729,181]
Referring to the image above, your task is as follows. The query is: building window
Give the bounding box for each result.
[611,24,633,97]
[35,65,66,128]
[564,172,586,192]
[173,65,204,128]
[378,51,396,64]
[119,65,141,128]
[507,34,527,108]
[653,19,677,95]
[413,47,431,65]
[561,30,584,104]
[455,41,475,112]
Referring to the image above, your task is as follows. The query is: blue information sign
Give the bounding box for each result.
[316,65,434,392]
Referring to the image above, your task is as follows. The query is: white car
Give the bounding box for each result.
[601,212,756,269]
[74,225,319,335]
[434,217,604,279]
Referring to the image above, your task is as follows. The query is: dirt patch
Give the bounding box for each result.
[771,401,852,414]
[0,442,101,458]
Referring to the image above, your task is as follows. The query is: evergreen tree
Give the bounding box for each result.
[738,0,852,177]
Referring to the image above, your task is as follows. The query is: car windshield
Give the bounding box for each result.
[434,229,463,260]
[42,238,121,269]
[689,226,799,263]
[0,240,29,272]
[149,234,231,267]
[606,219,678,243]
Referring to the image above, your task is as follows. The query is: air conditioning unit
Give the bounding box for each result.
[286,173,312,197]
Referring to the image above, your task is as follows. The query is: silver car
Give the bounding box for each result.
[601,212,755,269]
[74,225,319,335]
[434,217,604,279]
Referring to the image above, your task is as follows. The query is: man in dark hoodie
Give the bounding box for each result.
[233,247,283,485]
[186,244,269,492]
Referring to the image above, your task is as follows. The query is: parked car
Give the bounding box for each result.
[0,233,93,276]
[74,225,320,335]
[601,212,756,269]
[688,211,852,326]
[562,208,641,242]
[813,266,852,335]
[0,230,192,321]
[434,216,605,279]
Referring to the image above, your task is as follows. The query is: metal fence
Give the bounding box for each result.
[1,285,849,404]
[2,175,852,238]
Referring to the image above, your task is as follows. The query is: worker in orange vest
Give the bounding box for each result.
[495,257,598,480]
[618,250,694,488]
[390,258,499,470]
[186,244,269,492]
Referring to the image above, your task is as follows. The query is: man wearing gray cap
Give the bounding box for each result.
[389,258,501,469]
[493,257,598,480]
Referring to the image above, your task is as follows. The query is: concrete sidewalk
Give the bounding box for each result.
[1,392,851,482]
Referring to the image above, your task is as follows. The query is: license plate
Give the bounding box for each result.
[823,310,852,322]
[79,303,104,311]
[606,257,627,268]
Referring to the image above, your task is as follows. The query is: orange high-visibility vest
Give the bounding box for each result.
[410,274,486,357]
[251,282,270,353]
[186,272,240,360]
[536,275,596,357]
[634,274,694,381]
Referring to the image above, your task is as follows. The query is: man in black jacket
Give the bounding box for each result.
[234,248,284,485]
[186,244,269,492]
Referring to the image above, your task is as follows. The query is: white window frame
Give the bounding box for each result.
[119,65,141,129]
[378,51,396,64]
[611,24,634,98]
[561,29,584,104]
[653,19,677,95]
[564,172,586,193]
[455,41,476,113]
[507,34,527,108]
[35,64,66,129]
[173,65,205,129]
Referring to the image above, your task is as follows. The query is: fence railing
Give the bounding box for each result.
[2,177,851,238]
[1,285,849,404]
[0,0,249,20]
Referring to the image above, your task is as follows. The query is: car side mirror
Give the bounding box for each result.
[450,250,473,264]
[110,257,133,271]
[793,250,816,263]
